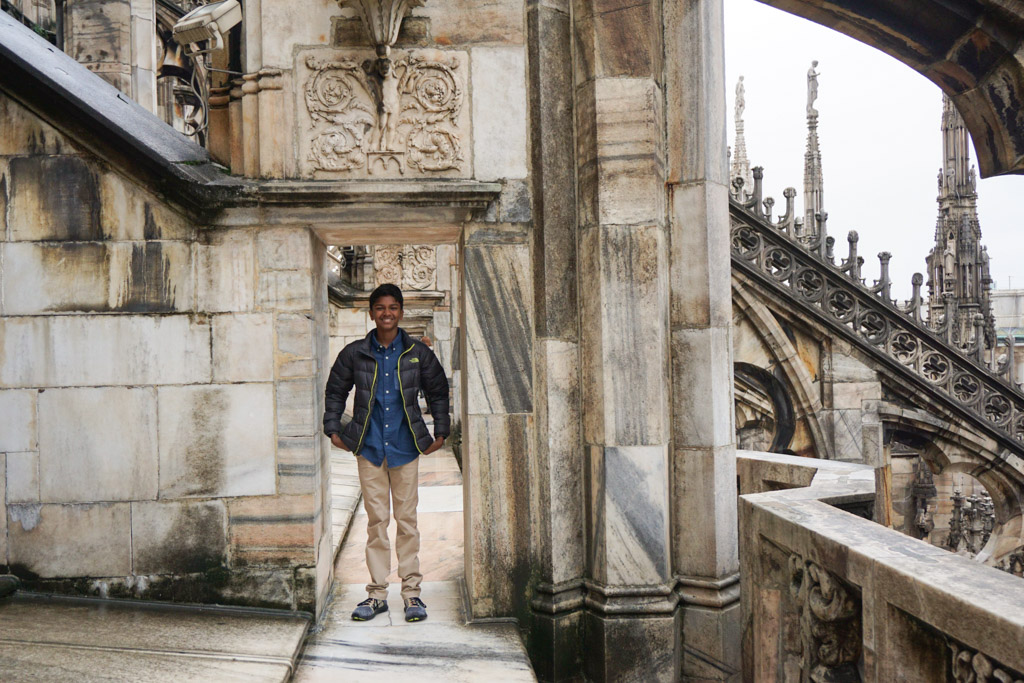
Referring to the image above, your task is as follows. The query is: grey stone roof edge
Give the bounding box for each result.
[0,11,235,193]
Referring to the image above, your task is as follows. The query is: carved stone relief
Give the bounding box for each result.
[373,244,436,291]
[298,49,470,179]
[949,640,1024,683]
[785,554,862,682]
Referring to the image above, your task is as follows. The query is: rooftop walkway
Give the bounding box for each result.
[295,447,536,682]
[0,447,535,682]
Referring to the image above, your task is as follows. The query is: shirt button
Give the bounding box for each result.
[385,424,389,428]
[385,373,389,377]
[385,442,389,446]
[386,407,389,411]
[386,390,390,394]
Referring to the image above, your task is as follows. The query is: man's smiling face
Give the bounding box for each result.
[370,295,404,333]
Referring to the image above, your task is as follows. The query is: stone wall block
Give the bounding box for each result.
[276,379,317,438]
[8,156,103,241]
[257,270,314,312]
[832,381,882,410]
[276,313,316,379]
[197,230,256,313]
[586,444,671,586]
[463,241,533,415]
[0,93,70,156]
[529,2,578,340]
[579,224,669,446]
[131,500,228,575]
[2,242,110,314]
[257,227,313,271]
[108,241,194,312]
[38,387,158,503]
[99,171,192,241]
[6,451,40,504]
[7,502,131,577]
[418,0,524,47]
[212,313,275,383]
[571,0,660,83]
[228,494,316,566]
[0,389,37,452]
[579,78,665,228]
[0,315,211,388]
[464,413,531,618]
[158,384,276,499]
[671,444,738,578]
[276,436,317,495]
[671,326,734,449]
[669,181,731,328]
[663,0,727,186]
[331,308,371,337]
[471,46,528,181]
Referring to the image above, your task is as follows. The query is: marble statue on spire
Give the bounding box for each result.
[801,61,824,242]
[731,76,754,199]
[807,60,819,116]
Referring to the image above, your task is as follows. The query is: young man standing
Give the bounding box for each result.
[323,283,450,622]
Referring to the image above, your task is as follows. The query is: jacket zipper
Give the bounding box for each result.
[355,360,379,453]
[397,345,424,454]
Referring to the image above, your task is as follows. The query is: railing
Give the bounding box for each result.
[729,170,1024,452]
[738,450,1024,682]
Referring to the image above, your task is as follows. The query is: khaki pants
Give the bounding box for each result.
[356,455,422,600]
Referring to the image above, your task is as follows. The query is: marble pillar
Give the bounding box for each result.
[526,1,585,679]
[665,0,741,679]
[573,1,678,680]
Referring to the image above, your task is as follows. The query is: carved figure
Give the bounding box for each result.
[807,60,819,116]
[786,555,861,682]
[736,75,745,119]
[373,57,402,151]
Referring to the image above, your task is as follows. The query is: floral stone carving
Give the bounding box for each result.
[300,49,470,178]
[373,244,436,291]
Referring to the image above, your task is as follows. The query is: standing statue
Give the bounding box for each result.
[374,57,401,151]
[735,75,745,120]
[807,60,819,116]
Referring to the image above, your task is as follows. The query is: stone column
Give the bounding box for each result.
[525,1,585,680]
[664,0,741,679]
[573,2,678,681]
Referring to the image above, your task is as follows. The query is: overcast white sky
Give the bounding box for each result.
[724,0,1022,301]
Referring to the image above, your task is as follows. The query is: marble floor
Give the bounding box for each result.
[295,449,536,682]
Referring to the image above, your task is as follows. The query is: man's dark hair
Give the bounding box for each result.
[369,283,404,309]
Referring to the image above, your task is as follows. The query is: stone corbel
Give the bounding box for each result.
[338,0,425,60]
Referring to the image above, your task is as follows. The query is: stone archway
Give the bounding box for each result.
[755,0,1024,177]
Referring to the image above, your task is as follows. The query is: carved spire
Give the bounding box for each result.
[731,76,754,200]
[802,61,824,243]
[925,94,994,349]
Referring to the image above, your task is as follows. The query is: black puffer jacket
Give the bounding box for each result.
[323,328,450,454]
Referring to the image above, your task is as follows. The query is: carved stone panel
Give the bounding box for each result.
[297,48,471,179]
[373,245,436,291]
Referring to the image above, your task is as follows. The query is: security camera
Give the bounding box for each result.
[173,0,243,57]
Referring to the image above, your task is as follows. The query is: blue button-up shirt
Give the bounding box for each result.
[359,333,419,467]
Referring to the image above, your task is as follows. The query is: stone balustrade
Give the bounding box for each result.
[739,450,1024,682]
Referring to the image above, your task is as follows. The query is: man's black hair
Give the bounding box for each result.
[369,283,404,309]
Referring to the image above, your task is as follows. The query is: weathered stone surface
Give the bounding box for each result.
[579,224,669,446]
[528,1,578,340]
[0,454,6,564]
[275,313,316,379]
[417,0,524,46]
[587,445,671,586]
[277,437,317,496]
[672,444,738,578]
[464,241,533,414]
[572,0,660,82]
[228,495,316,566]
[671,326,734,449]
[7,156,102,241]
[158,384,276,499]
[575,78,665,228]
[670,182,732,329]
[131,500,228,575]
[0,315,211,388]
[0,92,71,155]
[472,47,528,181]
[257,270,313,312]
[6,451,40,504]
[257,227,313,271]
[38,387,158,503]
[276,379,317,438]
[464,413,531,618]
[584,610,680,683]
[212,313,274,383]
[99,172,192,241]
[7,502,131,577]
[0,389,36,451]
[197,230,255,313]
